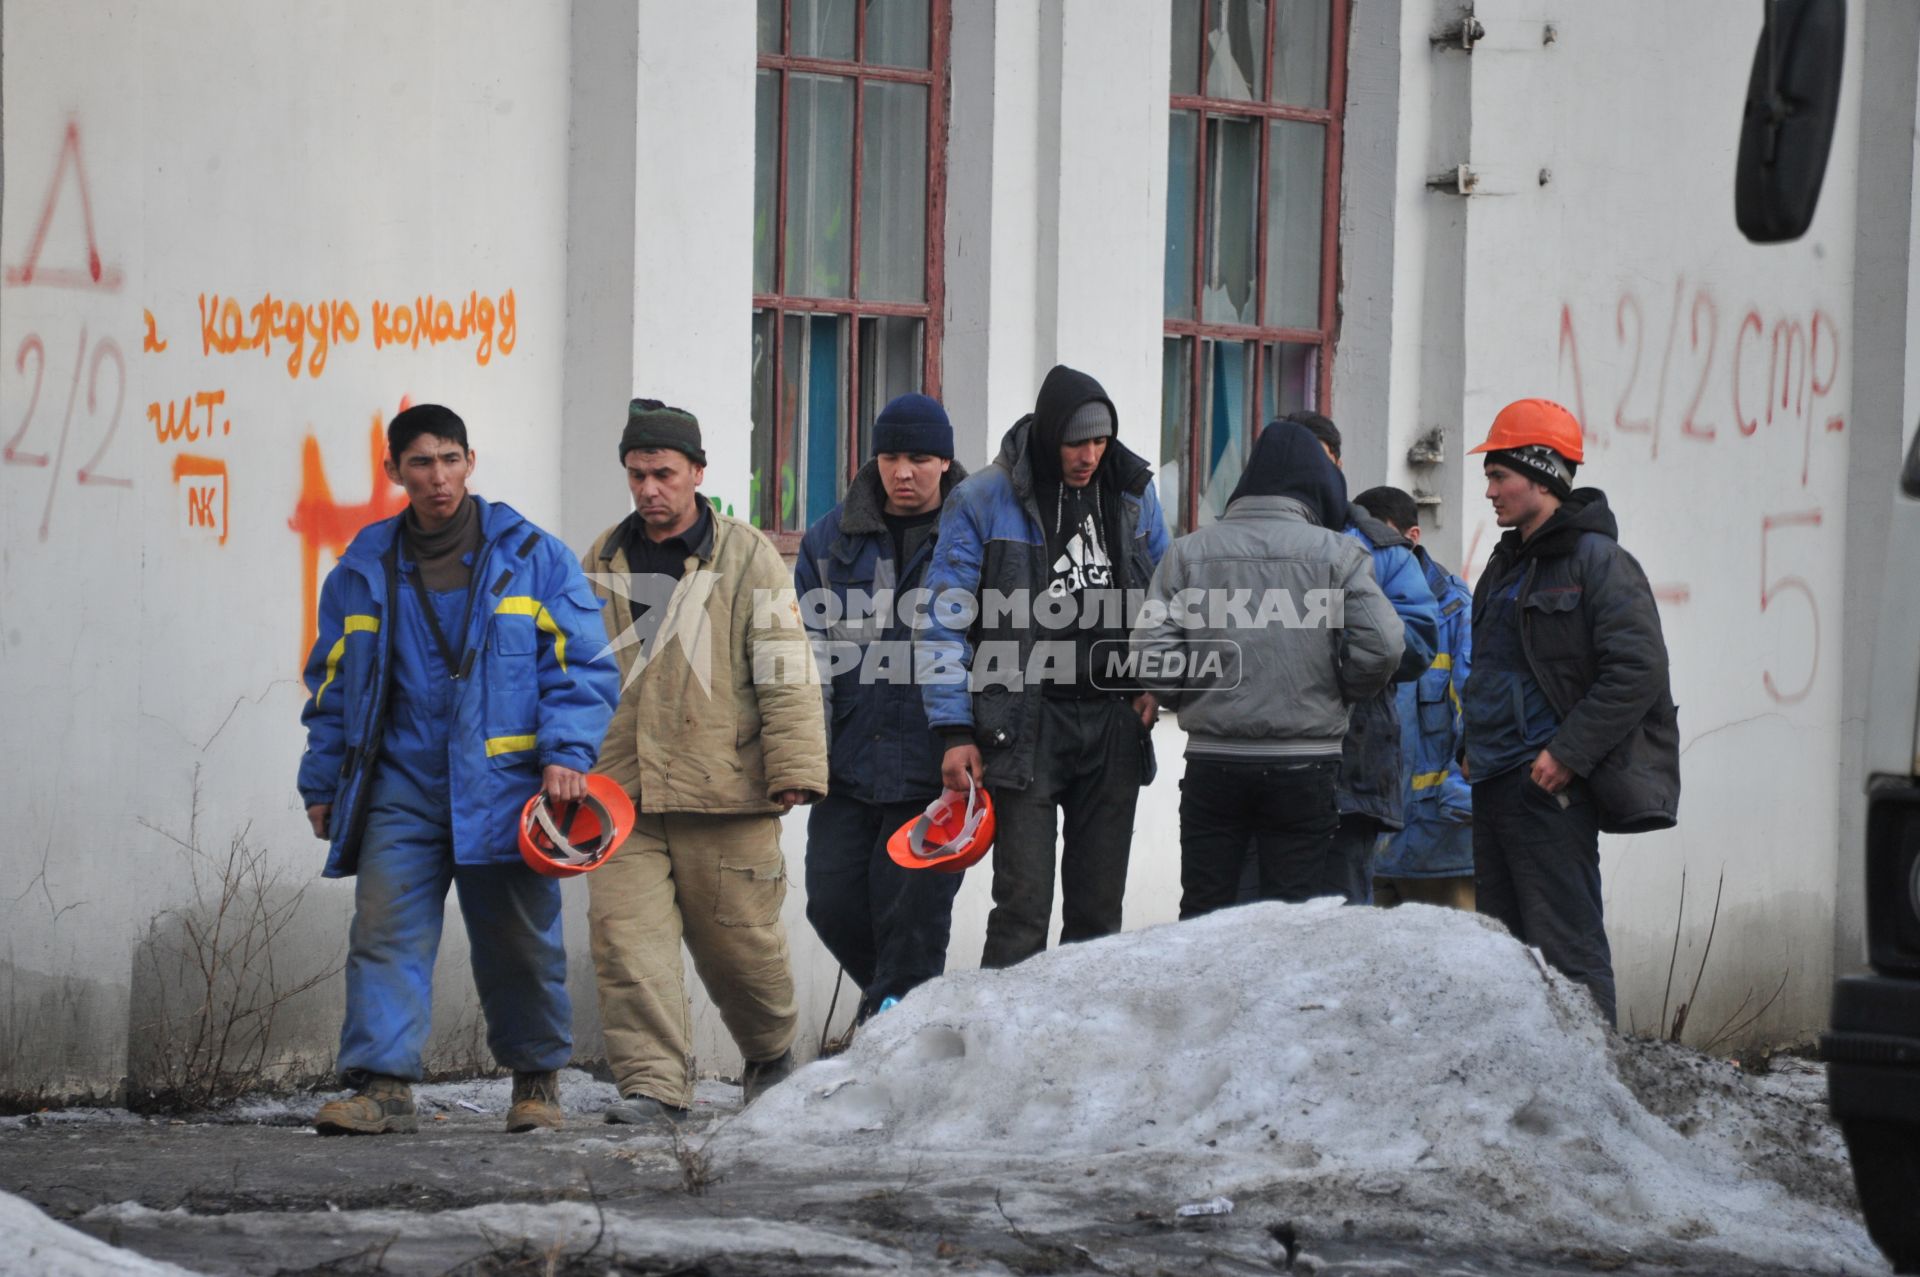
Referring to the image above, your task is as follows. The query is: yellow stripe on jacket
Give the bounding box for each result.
[313,615,380,708]
[495,596,567,670]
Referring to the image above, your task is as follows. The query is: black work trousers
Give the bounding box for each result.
[805,793,965,1010]
[981,696,1143,968]
[1472,766,1615,1026]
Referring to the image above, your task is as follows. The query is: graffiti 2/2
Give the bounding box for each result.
[4,327,132,540]
[1556,279,1843,483]
[1558,282,1838,707]
[4,118,133,540]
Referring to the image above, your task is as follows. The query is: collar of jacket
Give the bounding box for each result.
[1220,493,1320,525]
[1497,487,1618,563]
[338,495,525,581]
[1414,544,1469,611]
[992,416,1154,506]
[598,493,718,567]
[836,457,971,541]
[1347,502,1413,551]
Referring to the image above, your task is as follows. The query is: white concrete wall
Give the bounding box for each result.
[0,1,575,1094]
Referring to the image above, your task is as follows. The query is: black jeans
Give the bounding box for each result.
[981,696,1144,968]
[805,793,965,1008]
[1182,757,1339,916]
[1472,767,1615,1026]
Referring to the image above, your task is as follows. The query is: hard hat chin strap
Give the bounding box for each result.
[909,775,984,860]
[530,794,614,866]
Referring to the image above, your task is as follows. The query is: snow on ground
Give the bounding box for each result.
[80,1199,907,1276]
[0,1191,200,1277]
[717,899,1886,1275]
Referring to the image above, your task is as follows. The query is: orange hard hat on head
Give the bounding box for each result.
[518,774,636,878]
[887,778,995,874]
[1469,398,1585,464]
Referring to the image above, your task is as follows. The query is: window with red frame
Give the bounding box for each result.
[1162,0,1347,531]
[752,0,949,543]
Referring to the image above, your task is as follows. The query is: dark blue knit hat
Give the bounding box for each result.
[870,393,953,459]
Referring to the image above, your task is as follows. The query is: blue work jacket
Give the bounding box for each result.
[297,497,618,877]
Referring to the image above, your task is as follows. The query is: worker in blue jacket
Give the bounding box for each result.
[296,404,618,1137]
[1292,416,1439,904]
[1354,485,1475,910]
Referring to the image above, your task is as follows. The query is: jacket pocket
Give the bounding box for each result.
[974,685,1019,749]
[1416,669,1454,735]
[1523,586,1583,613]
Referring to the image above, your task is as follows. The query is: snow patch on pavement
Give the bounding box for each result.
[82,1198,907,1274]
[717,900,1885,1274]
[0,1191,201,1276]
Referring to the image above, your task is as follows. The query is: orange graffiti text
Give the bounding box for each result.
[197,293,361,380]
[369,289,516,365]
[150,390,230,445]
[172,454,230,545]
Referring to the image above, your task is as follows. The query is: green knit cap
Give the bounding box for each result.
[619,398,706,466]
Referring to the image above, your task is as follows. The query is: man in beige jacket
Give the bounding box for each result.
[584,399,827,1125]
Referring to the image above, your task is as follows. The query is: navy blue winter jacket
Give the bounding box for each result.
[794,458,968,805]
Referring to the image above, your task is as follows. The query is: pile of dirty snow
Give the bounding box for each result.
[0,1190,198,1276]
[717,900,1884,1274]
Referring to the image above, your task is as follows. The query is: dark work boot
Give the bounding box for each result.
[603,1093,690,1127]
[314,1075,418,1136]
[741,1050,794,1107]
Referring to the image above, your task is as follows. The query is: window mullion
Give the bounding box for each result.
[1198,0,1212,98]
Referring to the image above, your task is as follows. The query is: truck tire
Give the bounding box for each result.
[1842,1119,1920,1272]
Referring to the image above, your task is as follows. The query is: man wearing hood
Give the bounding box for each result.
[1465,398,1680,1027]
[921,365,1171,967]
[795,394,970,1019]
[1133,420,1404,914]
[1289,413,1441,904]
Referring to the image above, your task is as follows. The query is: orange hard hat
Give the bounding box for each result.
[887,778,995,874]
[1468,398,1585,464]
[518,775,636,878]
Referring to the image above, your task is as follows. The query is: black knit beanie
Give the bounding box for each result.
[1484,445,1575,499]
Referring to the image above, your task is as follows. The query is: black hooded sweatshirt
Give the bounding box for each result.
[1029,365,1129,698]
[1227,418,1349,529]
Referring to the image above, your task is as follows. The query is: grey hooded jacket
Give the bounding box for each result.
[1131,495,1405,757]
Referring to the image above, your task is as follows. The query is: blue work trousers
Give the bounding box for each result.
[338,768,571,1082]
[805,793,964,1012]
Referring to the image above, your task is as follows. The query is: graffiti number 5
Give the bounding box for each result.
[1759,510,1822,705]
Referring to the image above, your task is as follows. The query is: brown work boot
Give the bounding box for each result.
[505,1070,563,1133]
[314,1075,418,1136]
